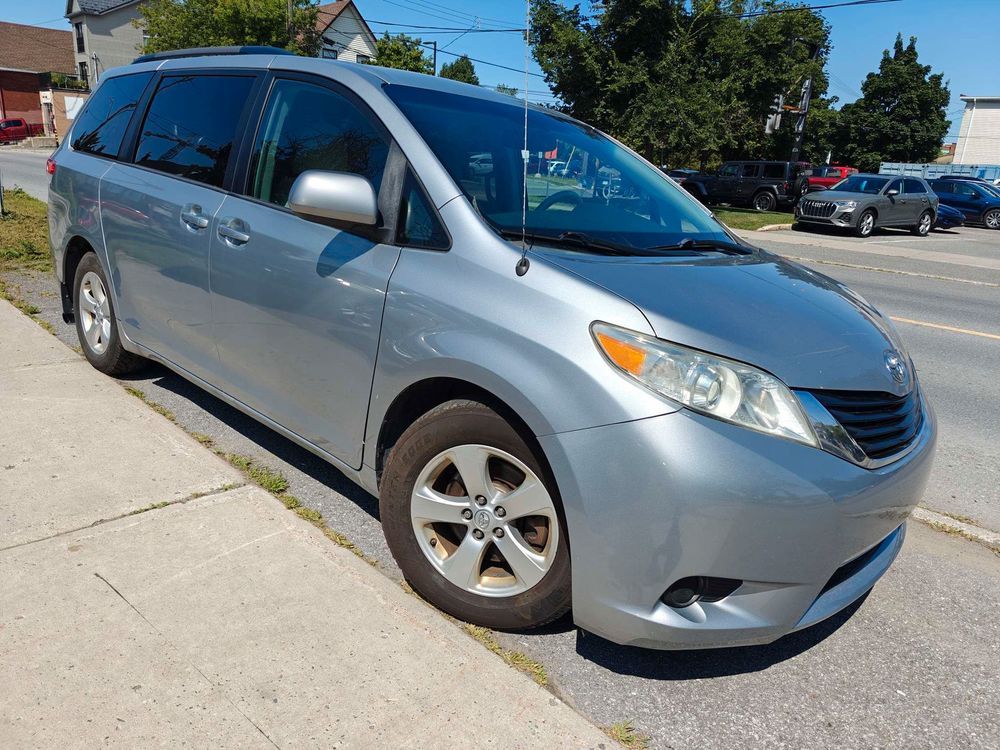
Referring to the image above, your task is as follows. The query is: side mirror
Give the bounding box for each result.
[885,188,899,197]
[970,192,981,200]
[287,170,378,225]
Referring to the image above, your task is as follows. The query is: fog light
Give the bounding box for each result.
[661,576,742,608]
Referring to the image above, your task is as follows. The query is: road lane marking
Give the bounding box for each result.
[786,255,1000,287]
[890,316,1000,341]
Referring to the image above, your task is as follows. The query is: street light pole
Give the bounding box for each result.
[430,41,437,75]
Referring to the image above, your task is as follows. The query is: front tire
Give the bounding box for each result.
[752,190,776,212]
[855,209,876,238]
[912,210,932,236]
[380,400,571,630]
[73,253,145,375]
[983,208,1000,230]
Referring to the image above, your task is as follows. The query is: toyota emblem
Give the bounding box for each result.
[884,350,907,385]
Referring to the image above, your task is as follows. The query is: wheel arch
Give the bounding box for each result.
[372,375,554,491]
[59,235,96,322]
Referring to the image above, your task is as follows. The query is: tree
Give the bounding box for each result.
[495,84,519,97]
[439,55,479,85]
[530,0,832,167]
[834,35,950,172]
[371,33,434,74]
[138,0,320,56]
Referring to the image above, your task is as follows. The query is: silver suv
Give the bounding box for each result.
[47,48,936,650]
[795,173,938,237]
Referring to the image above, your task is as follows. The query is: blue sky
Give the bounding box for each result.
[8,0,998,141]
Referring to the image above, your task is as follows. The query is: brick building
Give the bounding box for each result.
[0,21,76,127]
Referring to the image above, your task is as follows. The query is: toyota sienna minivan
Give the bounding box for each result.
[47,48,936,649]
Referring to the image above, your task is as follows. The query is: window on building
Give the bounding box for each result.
[321,46,338,59]
[74,22,85,53]
[134,74,255,188]
[71,72,151,156]
[78,61,89,86]
[248,78,390,207]
[356,53,371,64]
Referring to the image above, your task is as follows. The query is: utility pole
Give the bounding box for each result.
[287,0,293,39]
[430,41,437,75]
[790,39,821,164]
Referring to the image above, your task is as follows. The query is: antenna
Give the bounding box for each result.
[516,0,531,277]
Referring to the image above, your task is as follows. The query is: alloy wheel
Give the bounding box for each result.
[985,210,1000,230]
[410,444,559,598]
[918,212,932,235]
[79,271,112,355]
[859,212,875,236]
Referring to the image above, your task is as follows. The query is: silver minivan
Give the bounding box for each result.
[48,48,936,650]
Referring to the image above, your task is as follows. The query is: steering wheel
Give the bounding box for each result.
[536,190,582,212]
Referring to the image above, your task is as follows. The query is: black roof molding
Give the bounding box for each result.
[133,46,296,64]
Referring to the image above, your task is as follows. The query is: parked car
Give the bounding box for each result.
[661,167,699,183]
[0,117,44,144]
[797,165,857,194]
[936,174,993,184]
[683,160,809,211]
[795,174,938,237]
[933,203,965,230]
[48,48,935,650]
[929,178,1000,229]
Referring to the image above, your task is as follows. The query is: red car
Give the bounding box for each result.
[798,165,858,195]
[0,118,44,144]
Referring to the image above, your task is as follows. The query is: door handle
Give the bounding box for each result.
[181,204,209,230]
[218,218,250,245]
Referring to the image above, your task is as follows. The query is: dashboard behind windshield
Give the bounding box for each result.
[385,84,731,252]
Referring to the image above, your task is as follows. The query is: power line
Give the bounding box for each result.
[731,0,903,18]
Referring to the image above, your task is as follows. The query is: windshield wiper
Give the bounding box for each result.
[500,229,653,256]
[644,238,752,255]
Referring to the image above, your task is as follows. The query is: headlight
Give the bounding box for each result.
[592,322,818,447]
[832,200,858,209]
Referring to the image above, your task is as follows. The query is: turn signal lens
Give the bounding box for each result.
[592,322,818,447]
[45,157,56,176]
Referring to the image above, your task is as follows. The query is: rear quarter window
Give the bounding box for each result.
[71,72,152,157]
[762,163,785,179]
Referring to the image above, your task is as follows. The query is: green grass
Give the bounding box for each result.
[604,721,650,749]
[714,206,792,231]
[0,189,51,272]
[463,624,548,687]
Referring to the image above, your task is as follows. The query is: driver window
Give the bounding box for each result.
[719,164,740,177]
[248,78,390,207]
[886,179,902,194]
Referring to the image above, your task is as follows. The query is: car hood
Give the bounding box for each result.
[538,249,911,394]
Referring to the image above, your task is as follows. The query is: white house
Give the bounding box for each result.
[315,1,377,64]
[66,0,145,86]
[954,95,1000,165]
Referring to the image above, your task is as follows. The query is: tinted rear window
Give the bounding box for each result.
[903,178,927,194]
[134,74,255,188]
[71,72,151,157]
[762,163,785,179]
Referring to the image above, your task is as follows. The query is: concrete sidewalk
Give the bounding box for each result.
[0,300,608,749]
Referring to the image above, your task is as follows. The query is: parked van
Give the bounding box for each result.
[47,48,935,649]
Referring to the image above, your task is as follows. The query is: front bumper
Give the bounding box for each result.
[539,405,936,649]
[795,202,858,228]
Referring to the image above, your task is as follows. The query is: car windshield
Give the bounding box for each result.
[385,85,733,253]
[831,175,889,194]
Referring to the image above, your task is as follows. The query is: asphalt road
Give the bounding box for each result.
[2,197,997,749]
[0,148,51,201]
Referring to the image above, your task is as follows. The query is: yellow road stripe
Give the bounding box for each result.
[891,316,1000,341]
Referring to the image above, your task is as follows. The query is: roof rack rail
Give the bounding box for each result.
[132,46,295,64]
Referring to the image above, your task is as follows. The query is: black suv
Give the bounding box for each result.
[683,161,810,211]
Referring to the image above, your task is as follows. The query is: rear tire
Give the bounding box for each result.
[752,190,776,212]
[912,210,932,236]
[855,209,876,238]
[983,208,1000,230]
[73,253,146,375]
[380,399,571,630]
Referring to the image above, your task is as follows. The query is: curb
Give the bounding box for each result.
[913,507,1000,553]
[755,223,794,232]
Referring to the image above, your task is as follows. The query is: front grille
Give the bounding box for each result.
[809,389,923,460]
[800,200,836,218]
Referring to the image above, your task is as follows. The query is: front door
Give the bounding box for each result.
[209,76,400,468]
[949,181,985,221]
[101,71,257,378]
[881,178,905,225]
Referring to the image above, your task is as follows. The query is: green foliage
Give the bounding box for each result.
[495,83,519,97]
[0,190,51,272]
[439,54,479,85]
[137,0,320,56]
[530,0,832,167]
[833,35,950,172]
[371,32,434,74]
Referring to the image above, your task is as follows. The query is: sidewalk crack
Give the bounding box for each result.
[93,571,280,749]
